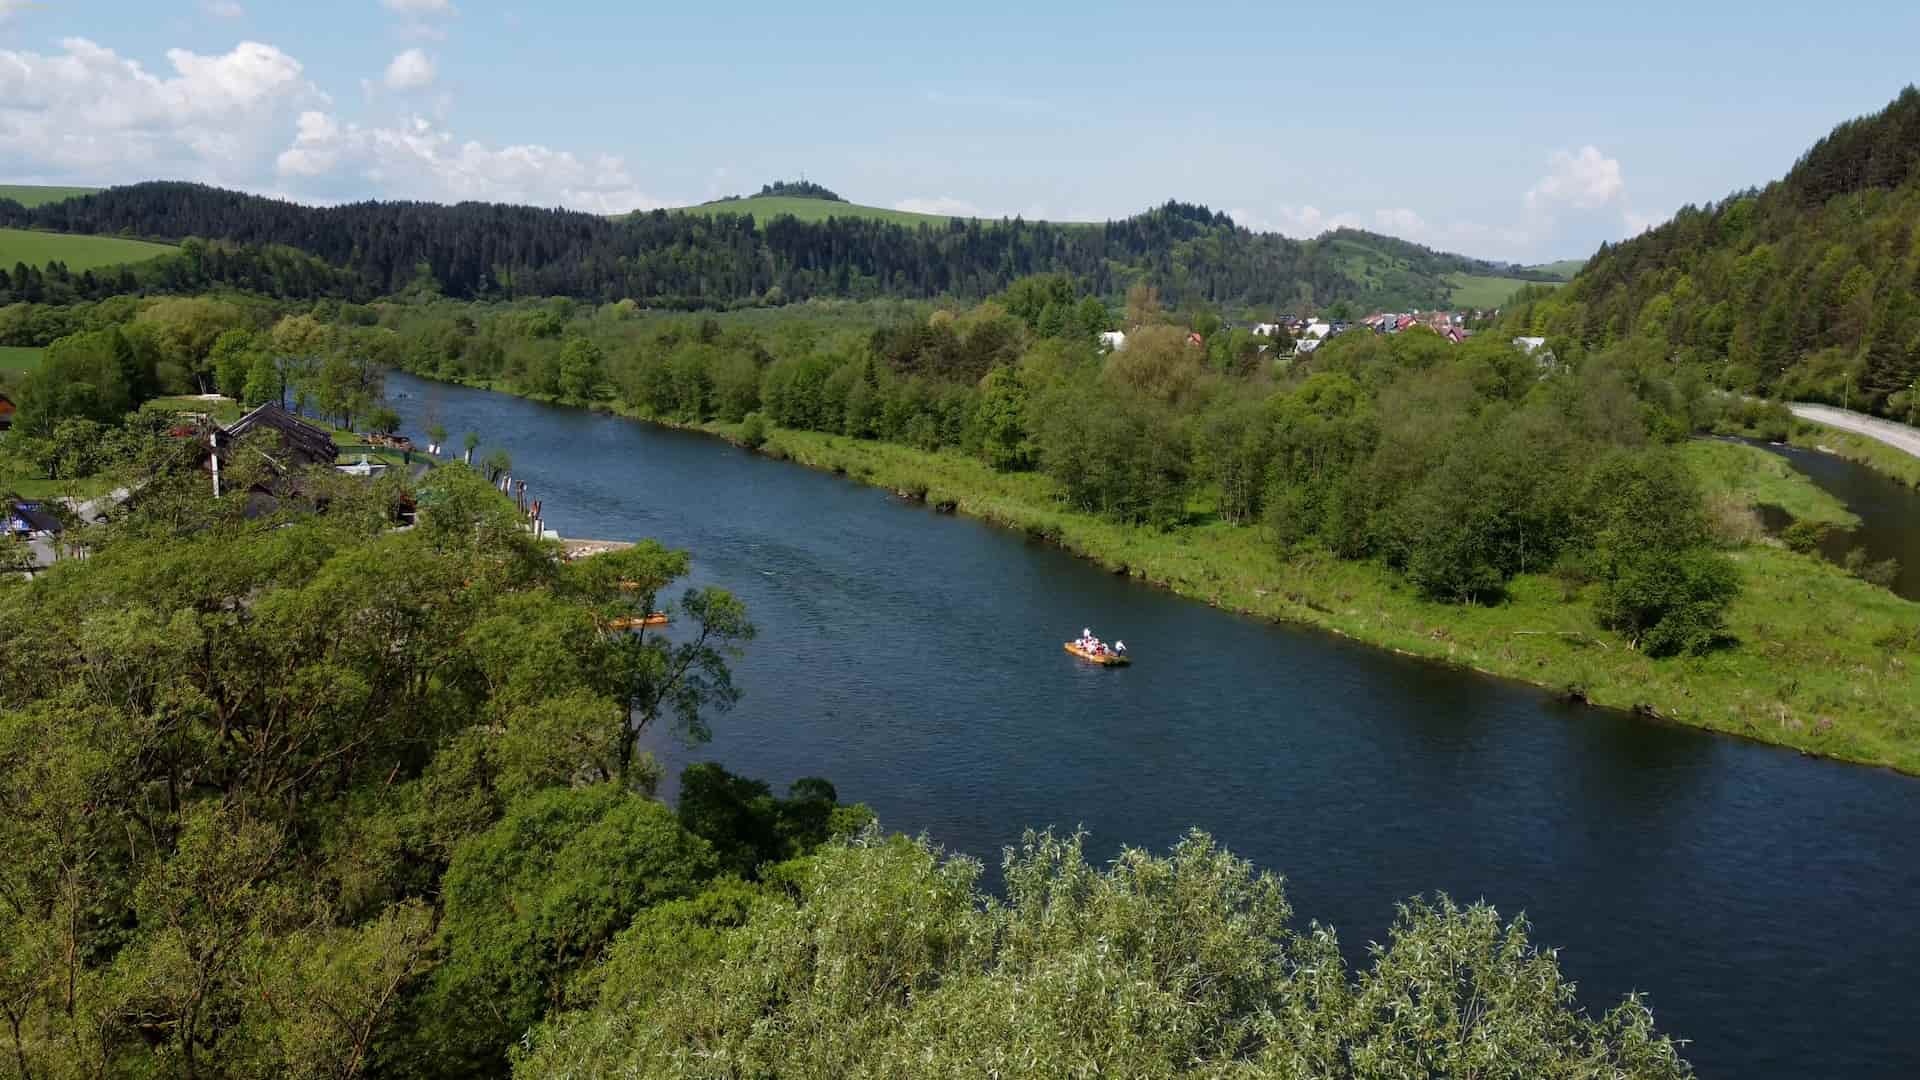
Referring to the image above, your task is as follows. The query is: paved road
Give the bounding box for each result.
[1789,403,1920,460]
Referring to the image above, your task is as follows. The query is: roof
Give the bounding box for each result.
[223,403,338,466]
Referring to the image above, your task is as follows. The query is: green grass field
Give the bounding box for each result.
[0,185,98,208]
[0,346,43,373]
[1524,258,1587,281]
[0,228,173,272]
[1446,273,1559,308]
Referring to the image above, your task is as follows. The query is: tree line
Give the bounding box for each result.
[1505,86,1920,418]
[2,182,1540,312]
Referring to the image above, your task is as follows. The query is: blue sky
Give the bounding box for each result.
[3,0,1918,262]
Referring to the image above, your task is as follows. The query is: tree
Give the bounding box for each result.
[462,429,480,465]
[242,351,282,407]
[419,785,719,1073]
[1594,548,1740,656]
[557,336,605,401]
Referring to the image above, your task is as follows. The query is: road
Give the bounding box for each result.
[1789,403,1920,460]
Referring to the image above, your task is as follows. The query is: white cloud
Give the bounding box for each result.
[382,48,435,91]
[893,195,987,218]
[0,37,321,181]
[1228,204,1365,237]
[203,0,246,17]
[276,111,667,214]
[1371,207,1426,234]
[381,0,455,14]
[1624,208,1666,236]
[1525,145,1625,212]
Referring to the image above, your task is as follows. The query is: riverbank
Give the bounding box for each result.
[414,374,1920,774]
[1788,420,1920,490]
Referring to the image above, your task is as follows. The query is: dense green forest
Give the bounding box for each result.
[0,182,1552,312]
[0,382,1694,1077]
[1505,86,1920,417]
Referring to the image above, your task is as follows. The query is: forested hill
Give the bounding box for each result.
[1,181,1542,311]
[1506,87,1920,412]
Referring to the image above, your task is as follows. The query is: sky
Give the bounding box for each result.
[3,1,1918,263]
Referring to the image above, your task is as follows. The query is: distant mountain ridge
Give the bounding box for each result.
[1506,87,1920,411]
[1,180,1557,311]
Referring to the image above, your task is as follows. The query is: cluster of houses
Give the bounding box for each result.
[4,402,431,576]
[1098,309,1500,358]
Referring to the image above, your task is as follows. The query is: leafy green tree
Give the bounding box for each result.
[242,351,283,406]
[558,335,606,401]
[420,785,719,1073]
[971,365,1035,470]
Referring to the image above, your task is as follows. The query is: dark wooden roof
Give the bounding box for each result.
[223,403,337,466]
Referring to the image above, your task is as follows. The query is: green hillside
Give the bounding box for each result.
[0,185,99,208]
[1446,273,1556,309]
[1525,258,1586,281]
[1504,86,1920,411]
[0,227,174,272]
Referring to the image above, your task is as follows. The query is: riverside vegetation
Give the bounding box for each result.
[4,279,1917,771]
[0,431,1693,1077]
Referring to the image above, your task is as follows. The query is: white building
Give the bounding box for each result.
[1099,330,1128,352]
[1304,321,1332,340]
[1513,336,1548,354]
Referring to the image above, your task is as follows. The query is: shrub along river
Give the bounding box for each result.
[386,372,1920,1077]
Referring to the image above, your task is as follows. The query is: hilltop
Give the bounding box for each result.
[1506,86,1920,413]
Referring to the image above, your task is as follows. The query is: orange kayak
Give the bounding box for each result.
[1064,642,1130,666]
[610,612,671,630]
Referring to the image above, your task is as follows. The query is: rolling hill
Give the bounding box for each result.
[0,185,99,209]
[1504,85,1920,412]
[0,227,175,272]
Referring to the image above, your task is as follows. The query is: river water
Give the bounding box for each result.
[385,373,1920,1077]
[1749,439,1920,601]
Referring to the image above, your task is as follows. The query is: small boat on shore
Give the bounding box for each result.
[610,612,671,630]
[1064,641,1130,666]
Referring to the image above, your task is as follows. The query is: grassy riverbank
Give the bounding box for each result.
[1679,439,1858,526]
[1788,421,1920,489]
[422,375,1920,773]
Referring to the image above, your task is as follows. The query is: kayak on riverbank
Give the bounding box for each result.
[610,612,671,630]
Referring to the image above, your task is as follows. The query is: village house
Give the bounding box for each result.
[1099,330,1127,352]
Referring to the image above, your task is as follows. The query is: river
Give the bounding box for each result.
[1750,439,1920,601]
[385,372,1920,1077]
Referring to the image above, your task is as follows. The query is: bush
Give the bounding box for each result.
[1781,519,1829,554]
[738,411,768,450]
[1595,548,1740,657]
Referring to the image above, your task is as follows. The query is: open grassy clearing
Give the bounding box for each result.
[0,185,98,208]
[1447,273,1558,308]
[0,228,173,272]
[0,346,43,372]
[1524,258,1587,281]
